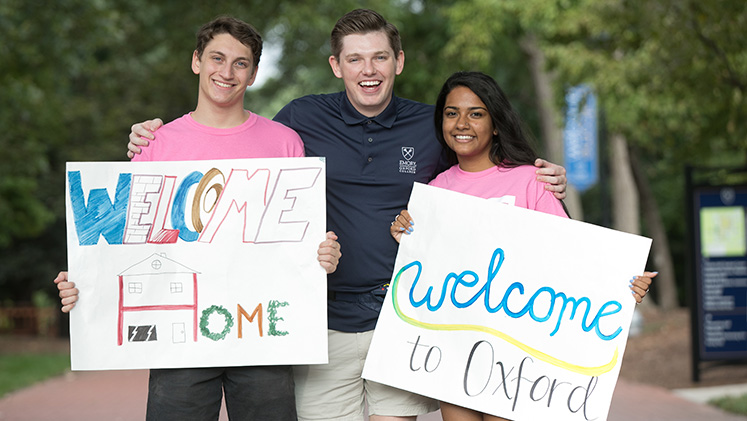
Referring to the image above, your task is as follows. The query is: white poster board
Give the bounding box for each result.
[363,183,651,421]
[65,157,327,370]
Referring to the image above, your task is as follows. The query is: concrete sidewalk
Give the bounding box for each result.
[1,370,746,420]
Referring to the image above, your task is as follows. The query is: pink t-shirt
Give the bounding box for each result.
[429,164,568,218]
[133,112,305,162]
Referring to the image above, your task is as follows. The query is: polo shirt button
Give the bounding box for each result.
[366,120,372,124]
[368,138,373,143]
[367,157,373,162]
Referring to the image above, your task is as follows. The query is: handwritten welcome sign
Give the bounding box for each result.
[65,158,327,370]
[363,183,651,421]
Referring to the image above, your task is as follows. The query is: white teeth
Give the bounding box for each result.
[215,81,232,88]
[455,135,473,140]
[360,81,380,87]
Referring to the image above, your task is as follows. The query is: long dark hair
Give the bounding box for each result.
[434,71,538,167]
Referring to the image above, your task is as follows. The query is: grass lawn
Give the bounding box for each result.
[710,394,747,416]
[0,353,70,398]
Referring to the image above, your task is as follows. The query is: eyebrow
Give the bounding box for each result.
[207,50,251,63]
[344,51,391,59]
[444,105,488,111]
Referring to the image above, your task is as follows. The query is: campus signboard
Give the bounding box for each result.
[363,183,651,421]
[65,157,328,370]
[689,181,747,380]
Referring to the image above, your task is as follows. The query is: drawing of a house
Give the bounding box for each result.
[117,253,200,346]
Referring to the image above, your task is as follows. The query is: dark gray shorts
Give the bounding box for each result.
[146,365,296,420]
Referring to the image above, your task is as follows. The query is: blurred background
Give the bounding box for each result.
[0,0,745,392]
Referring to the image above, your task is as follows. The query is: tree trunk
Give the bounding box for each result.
[628,144,679,311]
[610,133,658,310]
[610,133,640,235]
[520,34,583,220]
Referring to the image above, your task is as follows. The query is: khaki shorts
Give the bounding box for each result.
[294,329,438,421]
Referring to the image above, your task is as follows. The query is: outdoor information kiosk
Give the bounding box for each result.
[687,166,747,381]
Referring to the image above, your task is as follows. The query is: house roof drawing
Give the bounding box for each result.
[119,253,199,276]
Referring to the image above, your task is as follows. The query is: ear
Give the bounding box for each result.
[246,65,259,88]
[191,50,200,75]
[329,55,343,79]
[394,50,405,76]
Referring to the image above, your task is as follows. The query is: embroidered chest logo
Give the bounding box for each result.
[399,146,417,174]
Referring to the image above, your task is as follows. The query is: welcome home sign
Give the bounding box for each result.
[65,158,327,370]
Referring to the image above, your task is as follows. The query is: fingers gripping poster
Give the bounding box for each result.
[65,158,327,370]
[363,183,652,421]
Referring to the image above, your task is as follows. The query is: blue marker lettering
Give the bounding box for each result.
[68,171,131,246]
[403,247,624,340]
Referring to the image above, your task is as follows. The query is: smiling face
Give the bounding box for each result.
[192,32,258,113]
[329,31,404,117]
[442,86,498,172]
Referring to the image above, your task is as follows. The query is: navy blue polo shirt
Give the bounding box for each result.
[274,92,448,332]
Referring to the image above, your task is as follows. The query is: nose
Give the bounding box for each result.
[219,62,234,79]
[362,59,376,76]
[456,114,469,129]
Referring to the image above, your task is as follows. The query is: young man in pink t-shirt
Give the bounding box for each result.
[54,17,340,421]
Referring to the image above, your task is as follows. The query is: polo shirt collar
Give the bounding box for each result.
[340,92,398,129]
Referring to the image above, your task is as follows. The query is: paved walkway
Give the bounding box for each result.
[1,370,746,420]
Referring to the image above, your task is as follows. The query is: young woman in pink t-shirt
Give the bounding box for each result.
[390,71,656,421]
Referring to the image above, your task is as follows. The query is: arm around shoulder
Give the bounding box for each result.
[534,158,567,200]
[127,118,164,159]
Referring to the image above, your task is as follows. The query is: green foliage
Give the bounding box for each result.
[0,353,70,397]
[710,393,747,416]
[0,0,276,302]
[31,290,54,308]
[542,0,746,160]
[1,0,165,301]
[438,0,746,304]
[0,0,743,308]
[540,0,746,293]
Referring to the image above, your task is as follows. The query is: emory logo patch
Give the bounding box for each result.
[399,146,417,174]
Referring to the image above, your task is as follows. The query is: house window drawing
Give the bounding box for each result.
[117,253,200,346]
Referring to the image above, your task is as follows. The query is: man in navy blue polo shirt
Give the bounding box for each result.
[273,11,564,419]
[125,9,567,421]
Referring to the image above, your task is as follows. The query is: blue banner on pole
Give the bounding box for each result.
[563,85,598,192]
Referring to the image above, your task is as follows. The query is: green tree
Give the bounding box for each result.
[0,0,162,301]
[0,0,280,303]
[544,0,746,309]
[440,0,747,309]
[5,0,742,312]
